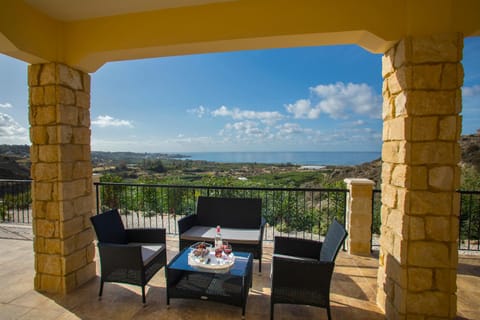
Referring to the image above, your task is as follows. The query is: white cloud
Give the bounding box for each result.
[211,105,284,125]
[313,82,381,119]
[285,82,381,120]
[0,112,29,143]
[0,102,13,108]
[220,121,274,142]
[188,105,206,118]
[276,123,307,135]
[463,85,480,97]
[92,135,215,152]
[168,135,213,145]
[212,105,230,117]
[301,126,381,149]
[352,120,365,126]
[285,99,320,119]
[224,121,265,137]
[92,115,133,128]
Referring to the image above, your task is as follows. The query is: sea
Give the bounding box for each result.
[178,151,381,166]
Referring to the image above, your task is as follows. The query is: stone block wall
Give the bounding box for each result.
[377,33,462,319]
[29,63,95,293]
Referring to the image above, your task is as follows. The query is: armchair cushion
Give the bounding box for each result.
[129,243,166,266]
[90,209,127,244]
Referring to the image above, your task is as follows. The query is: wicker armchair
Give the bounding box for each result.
[90,209,167,303]
[270,219,347,320]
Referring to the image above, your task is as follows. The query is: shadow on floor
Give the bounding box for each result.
[1,235,479,319]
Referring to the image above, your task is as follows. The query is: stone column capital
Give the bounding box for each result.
[344,178,375,187]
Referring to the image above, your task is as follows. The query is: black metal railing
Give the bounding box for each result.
[94,182,348,241]
[371,189,382,250]
[2,178,479,252]
[0,179,32,224]
[459,190,480,251]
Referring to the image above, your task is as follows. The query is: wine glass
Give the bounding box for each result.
[223,241,232,256]
[214,247,223,258]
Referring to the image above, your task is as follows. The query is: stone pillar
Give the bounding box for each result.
[378,33,462,319]
[29,63,95,293]
[344,178,375,256]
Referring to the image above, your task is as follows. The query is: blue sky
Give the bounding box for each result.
[1,38,479,153]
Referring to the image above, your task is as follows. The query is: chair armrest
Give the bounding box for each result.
[272,255,334,291]
[274,236,322,260]
[178,214,198,234]
[97,243,144,269]
[126,228,166,243]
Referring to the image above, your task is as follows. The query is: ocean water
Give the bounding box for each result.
[179,151,381,166]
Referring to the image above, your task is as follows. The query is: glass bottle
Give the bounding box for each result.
[214,225,222,249]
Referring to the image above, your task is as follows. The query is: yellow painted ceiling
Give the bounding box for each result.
[1,0,479,72]
[23,0,235,21]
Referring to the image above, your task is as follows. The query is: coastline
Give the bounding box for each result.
[175,151,381,166]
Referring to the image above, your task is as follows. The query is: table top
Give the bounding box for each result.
[168,248,252,277]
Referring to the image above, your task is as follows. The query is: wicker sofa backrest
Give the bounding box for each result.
[319,219,348,262]
[196,196,262,229]
[90,209,128,244]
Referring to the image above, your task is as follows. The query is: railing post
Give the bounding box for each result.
[344,178,375,256]
[92,174,101,214]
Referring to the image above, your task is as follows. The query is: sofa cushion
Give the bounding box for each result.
[180,226,261,245]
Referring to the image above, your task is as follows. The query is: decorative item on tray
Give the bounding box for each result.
[188,241,235,270]
[190,242,211,262]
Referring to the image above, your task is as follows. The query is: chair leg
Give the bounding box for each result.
[326,305,332,320]
[259,256,262,273]
[98,280,104,300]
[270,301,274,320]
[142,286,146,304]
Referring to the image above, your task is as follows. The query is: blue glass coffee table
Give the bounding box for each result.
[166,247,253,317]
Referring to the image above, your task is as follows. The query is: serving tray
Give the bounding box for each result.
[188,249,235,270]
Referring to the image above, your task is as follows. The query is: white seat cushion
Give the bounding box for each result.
[181,226,261,245]
[130,243,165,265]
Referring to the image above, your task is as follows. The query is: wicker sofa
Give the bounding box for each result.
[178,196,266,272]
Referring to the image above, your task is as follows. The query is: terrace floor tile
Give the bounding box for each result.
[0,232,478,320]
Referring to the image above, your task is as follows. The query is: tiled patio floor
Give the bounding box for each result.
[0,231,478,319]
